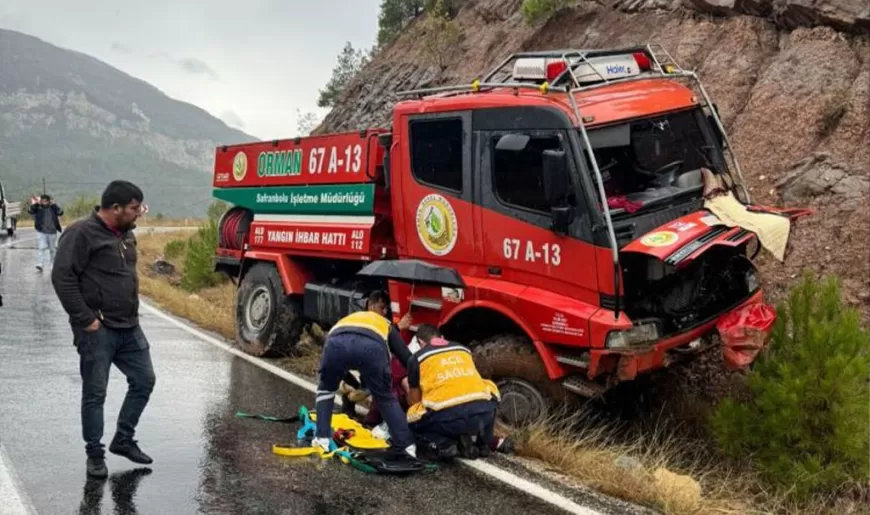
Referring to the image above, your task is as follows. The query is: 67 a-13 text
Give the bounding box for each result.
[503,238,561,266]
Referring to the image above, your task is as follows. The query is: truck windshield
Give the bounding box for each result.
[581,108,721,214]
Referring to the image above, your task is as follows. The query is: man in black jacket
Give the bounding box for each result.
[29,194,63,272]
[51,180,155,479]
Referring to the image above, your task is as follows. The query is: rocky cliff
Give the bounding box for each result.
[0,29,255,217]
[319,0,869,316]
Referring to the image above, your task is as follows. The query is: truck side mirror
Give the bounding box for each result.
[542,150,573,233]
[707,104,727,149]
[377,133,393,190]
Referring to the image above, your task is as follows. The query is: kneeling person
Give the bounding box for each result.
[406,325,500,459]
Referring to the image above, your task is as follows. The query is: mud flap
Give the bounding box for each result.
[716,303,776,369]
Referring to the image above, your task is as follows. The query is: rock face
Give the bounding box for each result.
[0,29,255,217]
[777,153,869,210]
[318,0,869,318]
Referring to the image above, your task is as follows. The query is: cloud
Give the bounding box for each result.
[220,110,245,129]
[178,57,219,79]
[111,42,132,54]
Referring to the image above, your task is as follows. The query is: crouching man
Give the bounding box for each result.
[406,325,502,460]
[313,291,417,459]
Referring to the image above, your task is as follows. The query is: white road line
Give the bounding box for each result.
[0,443,37,515]
[0,236,36,250]
[140,301,605,515]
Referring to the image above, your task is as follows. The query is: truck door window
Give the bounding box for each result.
[409,118,464,193]
[492,134,562,214]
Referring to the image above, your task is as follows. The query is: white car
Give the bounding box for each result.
[0,180,21,237]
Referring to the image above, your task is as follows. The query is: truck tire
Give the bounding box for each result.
[235,263,305,357]
[473,335,569,427]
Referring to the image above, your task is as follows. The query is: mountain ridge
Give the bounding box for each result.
[0,28,256,217]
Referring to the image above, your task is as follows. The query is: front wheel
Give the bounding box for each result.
[235,263,305,357]
[473,335,569,428]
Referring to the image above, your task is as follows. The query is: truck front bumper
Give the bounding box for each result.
[587,289,768,382]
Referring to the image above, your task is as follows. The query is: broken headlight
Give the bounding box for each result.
[606,321,660,349]
[745,269,759,293]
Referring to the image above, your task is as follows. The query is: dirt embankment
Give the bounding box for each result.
[318,0,870,318]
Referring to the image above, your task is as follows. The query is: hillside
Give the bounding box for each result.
[318,0,870,317]
[0,28,256,217]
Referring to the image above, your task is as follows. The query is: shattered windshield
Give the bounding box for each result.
[582,108,721,213]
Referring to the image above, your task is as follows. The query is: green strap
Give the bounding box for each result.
[235,411,300,423]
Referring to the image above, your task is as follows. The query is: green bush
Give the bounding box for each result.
[377,0,424,47]
[710,273,870,500]
[422,0,462,69]
[66,195,100,219]
[163,239,186,261]
[181,218,221,291]
[207,199,229,222]
[521,0,572,25]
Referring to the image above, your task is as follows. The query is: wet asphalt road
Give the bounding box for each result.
[0,230,573,515]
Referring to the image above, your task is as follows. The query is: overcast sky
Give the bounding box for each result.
[0,0,381,140]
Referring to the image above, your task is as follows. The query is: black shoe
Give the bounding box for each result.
[457,435,479,460]
[436,443,459,461]
[497,437,515,454]
[477,442,492,458]
[35,265,43,273]
[86,457,108,479]
[109,438,153,465]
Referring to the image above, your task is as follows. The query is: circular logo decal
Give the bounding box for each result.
[416,194,458,256]
[640,231,679,247]
[232,152,248,181]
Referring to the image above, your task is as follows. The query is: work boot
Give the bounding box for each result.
[477,441,492,458]
[457,435,479,459]
[86,457,108,479]
[496,437,516,455]
[109,437,153,465]
[436,443,459,461]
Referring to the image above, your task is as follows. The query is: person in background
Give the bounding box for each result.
[29,194,64,272]
[313,290,417,459]
[406,324,509,460]
[51,180,155,479]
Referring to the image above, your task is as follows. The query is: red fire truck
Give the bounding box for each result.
[212,45,773,424]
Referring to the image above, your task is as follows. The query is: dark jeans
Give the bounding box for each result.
[315,332,413,448]
[74,325,156,458]
[410,400,496,449]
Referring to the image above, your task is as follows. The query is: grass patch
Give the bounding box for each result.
[513,411,762,515]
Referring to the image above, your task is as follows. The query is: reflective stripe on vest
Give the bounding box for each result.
[407,344,498,423]
[329,311,391,343]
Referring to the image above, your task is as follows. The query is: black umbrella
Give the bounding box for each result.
[356,259,466,288]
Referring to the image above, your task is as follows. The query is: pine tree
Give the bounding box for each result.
[317,43,369,109]
[711,273,870,500]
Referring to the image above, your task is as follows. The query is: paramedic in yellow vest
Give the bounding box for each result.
[406,324,500,459]
[314,290,417,458]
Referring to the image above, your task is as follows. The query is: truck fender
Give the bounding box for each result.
[241,251,312,295]
[441,300,562,379]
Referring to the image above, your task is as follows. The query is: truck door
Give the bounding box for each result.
[396,112,479,270]
[475,127,601,308]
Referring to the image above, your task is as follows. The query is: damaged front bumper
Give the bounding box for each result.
[586,289,773,382]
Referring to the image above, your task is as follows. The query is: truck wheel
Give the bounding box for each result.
[235,263,305,357]
[473,335,567,427]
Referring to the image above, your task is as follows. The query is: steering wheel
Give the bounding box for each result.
[633,160,685,187]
